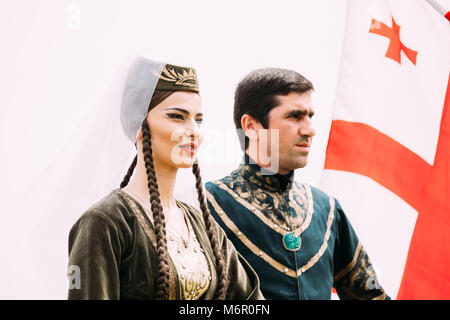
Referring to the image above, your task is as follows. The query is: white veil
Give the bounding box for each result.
[16,55,165,298]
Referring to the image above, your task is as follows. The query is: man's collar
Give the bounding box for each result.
[238,153,295,192]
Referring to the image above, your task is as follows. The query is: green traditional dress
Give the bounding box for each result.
[205,159,389,300]
[68,189,264,300]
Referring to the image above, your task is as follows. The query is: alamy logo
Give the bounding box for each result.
[67,265,81,289]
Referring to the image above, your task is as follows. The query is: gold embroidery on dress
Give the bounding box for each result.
[121,191,157,246]
[207,189,335,278]
[166,207,211,300]
[120,190,212,299]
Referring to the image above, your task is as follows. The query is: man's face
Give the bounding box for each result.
[266,91,315,174]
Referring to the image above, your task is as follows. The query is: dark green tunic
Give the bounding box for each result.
[68,189,263,300]
[205,161,389,300]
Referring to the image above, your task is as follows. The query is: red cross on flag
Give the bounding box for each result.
[321,0,450,299]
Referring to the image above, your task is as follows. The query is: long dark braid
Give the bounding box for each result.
[119,155,137,188]
[141,120,171,299]
[192,163,228,299]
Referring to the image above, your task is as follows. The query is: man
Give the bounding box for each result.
[205,68,389,300]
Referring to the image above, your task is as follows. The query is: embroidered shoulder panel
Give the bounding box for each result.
[220,170,311,233]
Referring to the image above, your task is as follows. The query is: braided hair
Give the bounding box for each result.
[119,155,137,189]
[120,90,228,299]
[192,163,228,299]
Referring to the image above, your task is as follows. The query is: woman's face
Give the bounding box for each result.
[145,91,203,169]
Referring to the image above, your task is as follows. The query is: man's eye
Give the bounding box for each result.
[168,113,184,120]
[195,118,203,124]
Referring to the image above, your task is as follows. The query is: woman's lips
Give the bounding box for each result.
[179,143,197,155]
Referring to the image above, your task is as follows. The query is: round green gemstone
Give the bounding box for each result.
[283,232,301,251]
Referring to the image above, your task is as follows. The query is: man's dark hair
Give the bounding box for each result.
[234,67,314,151]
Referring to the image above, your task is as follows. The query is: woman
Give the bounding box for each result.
[68,57,263,300]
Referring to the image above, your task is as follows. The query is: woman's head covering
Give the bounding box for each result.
[19,55,200,297]
[120,57,200,142]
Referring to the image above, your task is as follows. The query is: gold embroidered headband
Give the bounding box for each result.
[154,64,199,93]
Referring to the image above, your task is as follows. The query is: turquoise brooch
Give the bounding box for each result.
[282,232,302,251]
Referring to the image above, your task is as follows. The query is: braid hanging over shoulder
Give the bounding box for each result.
[141,120,171,300]
[192,163,229,299]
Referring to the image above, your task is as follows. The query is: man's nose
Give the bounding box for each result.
[299,118,316,138]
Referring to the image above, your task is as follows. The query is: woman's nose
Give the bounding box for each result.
[185,119,202,141]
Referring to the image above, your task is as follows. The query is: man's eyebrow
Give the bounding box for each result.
[164,107,203,117]
[284,108,315,118]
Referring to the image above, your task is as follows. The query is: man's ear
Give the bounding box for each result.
[241,114,262,140]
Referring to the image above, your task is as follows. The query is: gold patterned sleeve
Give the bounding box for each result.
[332,199,390,300]
[333,242,390,300]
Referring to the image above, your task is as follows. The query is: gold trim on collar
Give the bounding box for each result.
[206,189,336,278]
[213,180,314,237]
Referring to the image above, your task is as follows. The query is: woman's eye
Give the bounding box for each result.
[167,113,184,120]
[195,118,203,124]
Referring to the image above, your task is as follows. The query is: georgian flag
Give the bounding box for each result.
[320,0,450,299]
